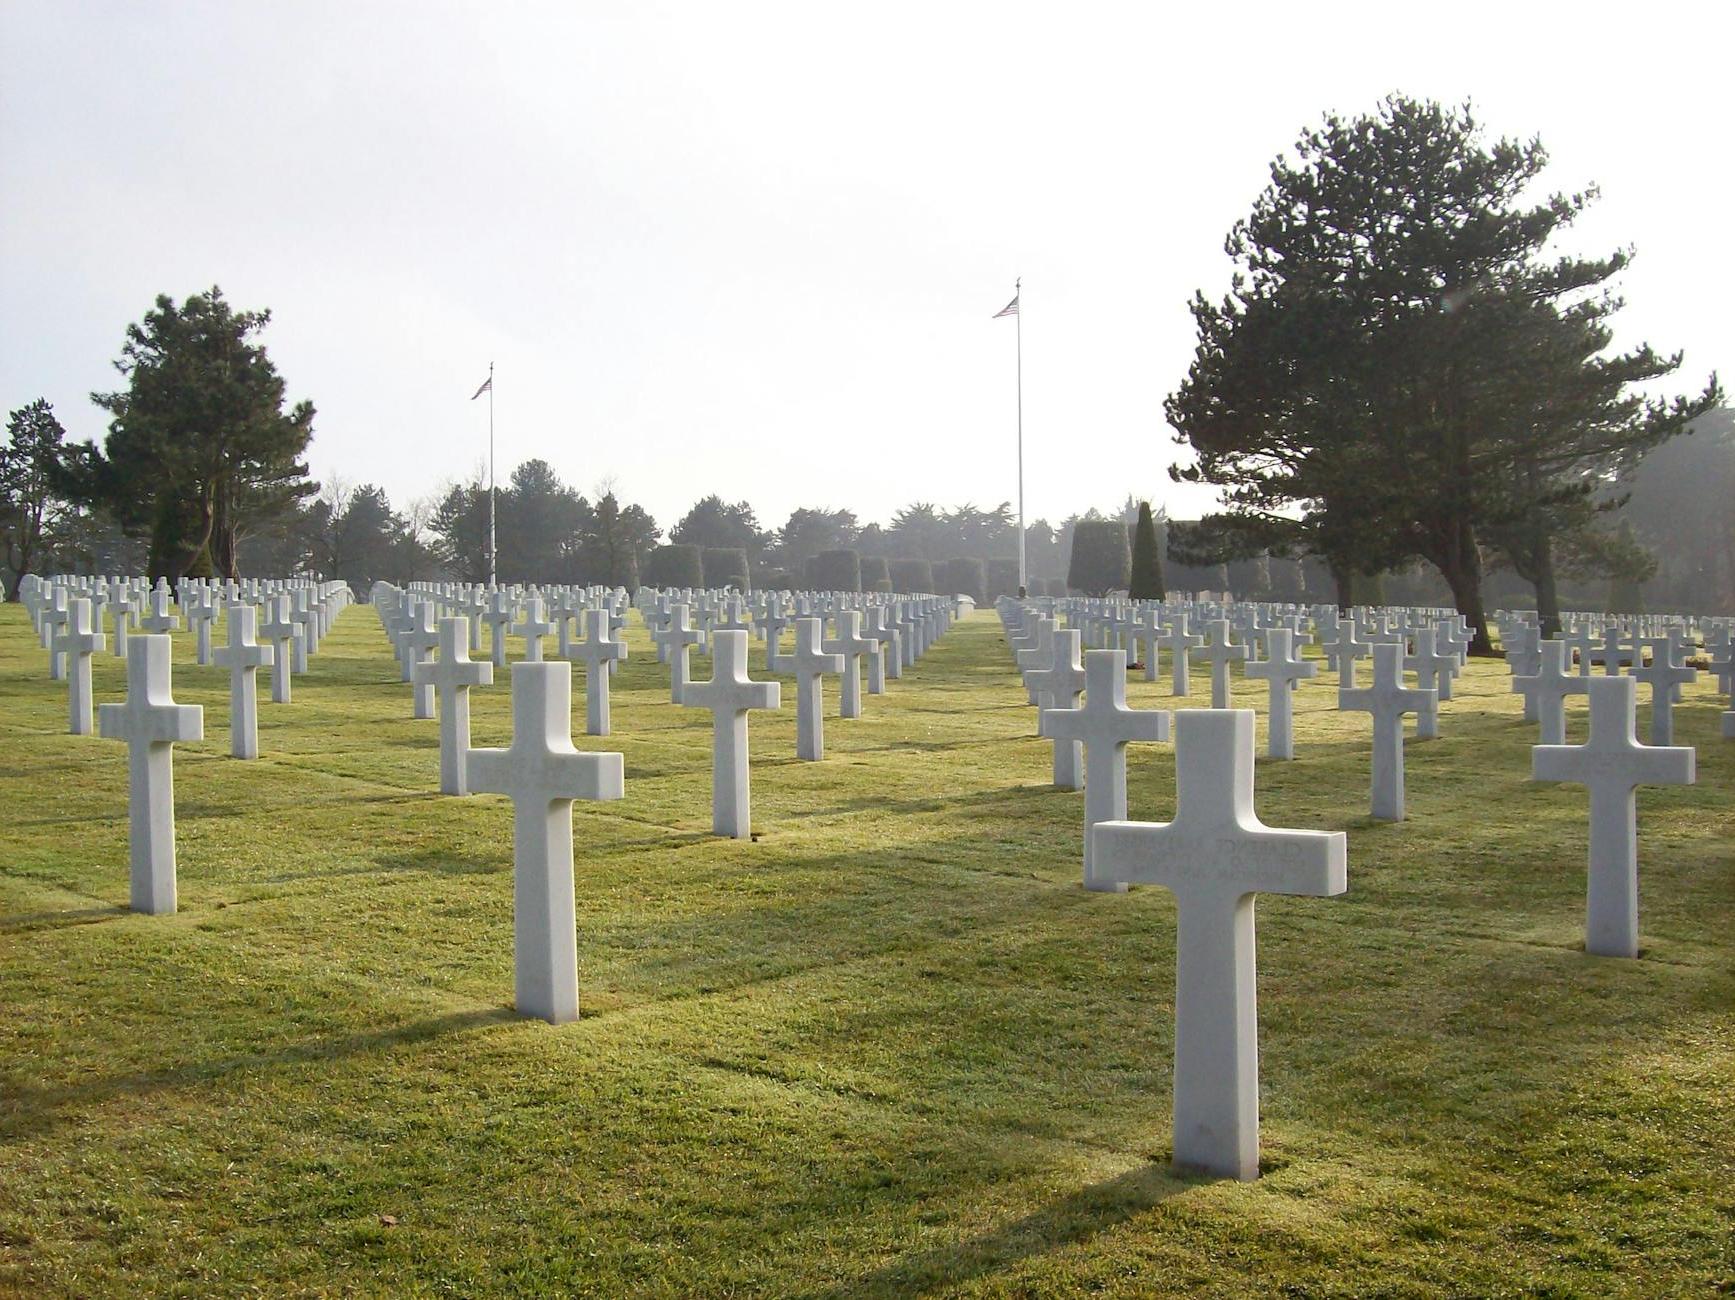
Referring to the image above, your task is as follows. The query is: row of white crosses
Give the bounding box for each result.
[1505,620,1727,747]
[467,661,624,1023]
[31,575,347,724]
[382,584,959,1019]
[1339,619,1709,956]
[21,574,353,917]
[1023,595,1729,831]
[1013,602,1361,770]
[369,585,628,1022]
[1022,628,1346,1182]
[381,581,962,848]
[379,587,619,729]
[392,579,953,684]
[1012,591,1720,1178]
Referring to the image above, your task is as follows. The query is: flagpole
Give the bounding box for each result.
[487,360,496,588]
[1015,277,1026,599]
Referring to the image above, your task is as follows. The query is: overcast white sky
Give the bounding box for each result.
[2,1,1728,536]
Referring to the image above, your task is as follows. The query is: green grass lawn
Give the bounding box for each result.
[2,601,1731,1297]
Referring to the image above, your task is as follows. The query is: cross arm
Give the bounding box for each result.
[1091,819,1346,898]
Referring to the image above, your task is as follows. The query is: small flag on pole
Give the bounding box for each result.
[992,294,1019,319]
[470,376,493,400]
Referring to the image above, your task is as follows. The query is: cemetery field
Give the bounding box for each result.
[3,603,1733,1298]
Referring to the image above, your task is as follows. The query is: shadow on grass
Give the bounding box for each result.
[6,810,124,828]
[0,903,129,934]
[262,846,508,883]
[812,1161,1191,1299]
[789,783,1072,821]
[0,1005,518,1141]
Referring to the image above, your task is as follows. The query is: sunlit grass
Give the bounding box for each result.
[2,601,1731,1296]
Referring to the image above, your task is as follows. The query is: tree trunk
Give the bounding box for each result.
[1531,539,1562,640]
[1433,520,1494,655]
[4,535,30,601]
[1330,560,1353,612]
[211,521,239,580]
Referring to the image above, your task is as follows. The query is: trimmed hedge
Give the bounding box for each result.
[985,558,1020,601]
[1129,502,1166,601]
[887,557,934,593]
[860,555,889,589]
[644,543,703,589]
[702,547,750,591]
[936,557,985,603]
[808,548,862,592]
[1067,520,1131,597]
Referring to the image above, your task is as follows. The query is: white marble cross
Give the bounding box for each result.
[466,662,624,1021]
[1532,675,1694,959]
[1339,642,1436,821]
[1560,625,1596,676]
[109,591,134,658]
[1026,628,1086,789]
[214,603,273,758]
[1588,627,1634,676]
[1041,648,1170,888]
[895,602,919,668]
[715,598,752,634]
[404,601,443,719]
[576,608,627,736]
[41,592,70,681]
[1132,608,1164,683]
[823,610,877,720]
[652,604,705,704]
[1512,639,1587,744]
[414,616,494,794]
[289,596,316,672]
[98,635,204,914]
[458,588,488,654]
[1320,616,1367,689]
[187,589,219,666]
[1016,616,1058,704]
[861,607,897,694]
[1405,626,1459,702]
[1708,645,1735,700]
[1628,636,1696,747]
[1092,709,1346,1181]
[513,596,554,664]
[791,616,844,761]
[1503,622,1542,679]
[679,629,780,838]
[761,600,793,674]
[63,597,106,735]
[259,596,298,704]
[484,592,516,667]
[1160,616,1202,697]
[877,606,906,681]
[1244,627,1316,759]
[1200,620,1250,709]
[298,589,325,655]
[138,588,180,635]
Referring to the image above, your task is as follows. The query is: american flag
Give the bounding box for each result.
[992,294,1019,319]
[470,376,492,400]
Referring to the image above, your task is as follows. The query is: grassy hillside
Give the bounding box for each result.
[2,603,1731,1296]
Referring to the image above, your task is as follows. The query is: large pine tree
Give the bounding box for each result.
[1167,97,1717,647]
[68,287,316,580]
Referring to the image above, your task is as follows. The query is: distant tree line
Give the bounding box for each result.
[10,375,1728,610]
[8,116,1732,621]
